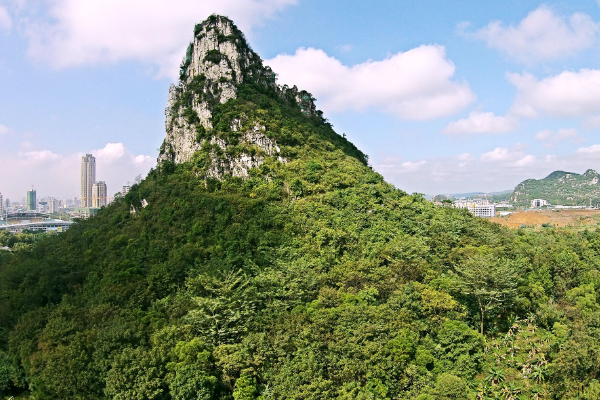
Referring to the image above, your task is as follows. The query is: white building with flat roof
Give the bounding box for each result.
[454,199,496,218]
[473,204,496,218]
[531,199,549,208]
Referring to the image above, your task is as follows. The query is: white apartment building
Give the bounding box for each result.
[92,181,107,208]
[48,198,60,214]
[81,154,96,208]
[453,199,496,218]
[531,199,549,208]
[473,204,496,218]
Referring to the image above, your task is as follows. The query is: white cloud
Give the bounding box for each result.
[576,144,600,154]
[0,142,155,199]
[267,46,475,120]
[400,160,426,172]
[444,111,518,134]
[582,115,600,129]
[0,5,12,31]
[0,124,11,135]
[480,146,535,167]
[336,44,353,52]
[373,144,600,195]
[534,130,553,141]
[472,6,599,63]
[96,142,126,161]
[480,147,513,162]
[19,149,61,162]
[514,154,536,167]
[535,128,583,147]
[508,69,600,121]
[19,0,296,78]
[457,153,474,161]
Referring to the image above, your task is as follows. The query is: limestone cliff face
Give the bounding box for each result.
[158,15,316,177]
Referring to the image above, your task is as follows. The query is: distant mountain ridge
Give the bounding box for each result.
[431,190,512,202]
[511,169,600,206]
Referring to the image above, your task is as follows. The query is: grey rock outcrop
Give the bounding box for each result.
[158,15,317,178]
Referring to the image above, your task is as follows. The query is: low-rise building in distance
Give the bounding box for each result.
[453,199,497,218]
[531,199,549,208]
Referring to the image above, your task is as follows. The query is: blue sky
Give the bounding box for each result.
[2,0,600,200]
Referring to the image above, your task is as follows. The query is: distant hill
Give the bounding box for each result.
[432,190,512,203]
[511,169,600,207]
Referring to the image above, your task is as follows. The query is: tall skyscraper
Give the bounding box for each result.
[26,186,37,211]
[0,192,3,219]
[92,181,107,208]
[81,154,96,208]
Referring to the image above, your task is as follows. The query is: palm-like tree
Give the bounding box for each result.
[501,382,521,400]
[530,365,547,384]
[486,367,506,385]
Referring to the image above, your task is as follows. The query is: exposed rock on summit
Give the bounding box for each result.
[158,15,318,177]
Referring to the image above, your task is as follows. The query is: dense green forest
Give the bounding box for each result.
[3,15,600,400]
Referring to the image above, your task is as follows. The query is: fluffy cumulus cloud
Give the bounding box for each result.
[508,69,600,123]
[479,146,535,166]
[535,128,583,147]
[267,46,475,120]
[374,144,600,195]
[472,6,599,63]
[18,0,296,77]
[0,5,11,31]
[0,142,155,200]
[444,111,518,134]
[576,144,600,154]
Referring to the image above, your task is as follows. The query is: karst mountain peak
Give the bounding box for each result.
[158,15,322,178]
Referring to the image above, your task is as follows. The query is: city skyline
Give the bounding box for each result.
[0,152,117,209]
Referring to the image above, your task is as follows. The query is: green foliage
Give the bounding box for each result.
[182,107,200,125]
[432,373,469,399]
[204,50,223,64]
[105,347,165,400]
[233,374,259,400]
[453,253,519,334]
[180,42,194,80]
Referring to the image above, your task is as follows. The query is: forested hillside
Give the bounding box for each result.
[511,169,600,207]
[2,15,600,400]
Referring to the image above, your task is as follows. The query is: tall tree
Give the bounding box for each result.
[454,254,518,334]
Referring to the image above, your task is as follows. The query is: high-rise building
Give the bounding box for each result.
[81,154,96,208]
[49,198,60,214]
[122,185,131,196]
[0,192,3,219]
[92,181,107,208]
[26,186,37,211]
